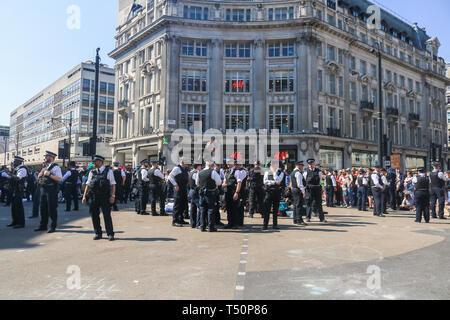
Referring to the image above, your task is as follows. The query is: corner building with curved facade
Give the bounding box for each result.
[110,0,449,170]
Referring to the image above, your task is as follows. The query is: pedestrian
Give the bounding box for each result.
[168,159,190,227]
[196,161,223,232]
[380,168,389,214]
[324,168,336,207]
[412,167,430,223]
[370,165,385,217]
[356,169,369,211]
[304,159,326,223]
[430,162,447,219]
[123,167,132,204]
[290,161,307,226]
[247,161,265,219]
[188,163,202,227]
[136,159,150,215]
[7,156,27,229]
[62,161,79,212]
[112,162,126,211]
[148,160,166,216]
[82,155,116,241]
[262,161,284,230]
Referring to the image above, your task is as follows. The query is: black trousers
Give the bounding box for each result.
[90,195,114,236]
[225,190,239,227]
[113,186,124,210]
[11,190,25,226]
[248,185,264,215]
[382,189,388,213]
[357,187,368,211]
[64,184,78,211]
[32,187,41,217]
[173,188,188,224]
[39,186,58,229]
[123,185,131,204]
[415,190,430,222]
[213,189,222,224]
[263,188,280,227]
[149,184,165,215]
[388,186,397,210]
[291,188,305,223]
[430,187,445,218]
[372,187,383,216]
[199,191,216,230]
[137,185,149,214]
[306,187,324,221]
[325,186,334,207]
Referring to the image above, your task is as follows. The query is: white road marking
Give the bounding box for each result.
[238,272,246,276]
[240,261,247,264]
[16,250,25,253]
[236,286,245,291]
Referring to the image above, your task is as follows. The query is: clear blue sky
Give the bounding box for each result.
[0,0,449,127]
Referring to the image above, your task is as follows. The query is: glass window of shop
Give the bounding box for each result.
[352,152,378,168]
[319,148,343,170]
[405,156,425,171]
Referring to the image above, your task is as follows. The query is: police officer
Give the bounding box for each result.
[356,169,369,211]
[35,151,62,233]
[136,159,150,215]
[412,167,430,223]
[123,167,132,204]
[188,163,202,228]
[290,161,307,226]
[263,161,284,230]
[62,161,79,212]
[82,155,116,241]
[247,161,265,219]
[304,159,326,223]
[148,160,166,216]
[386,168,398,211]
[196,161,223,232]
[370,165,385,217]
[213,163,225,227]
[236,163,248,227]
[324,168,337,207]
[168,159,190,227]
[7,156,27,229]
[430,162,447,219]
[380,168,389,215]
[0,165,9,204]
[112,162,125,211]
[222,160,246,229]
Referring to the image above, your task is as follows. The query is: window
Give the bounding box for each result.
[408,79,413,91]
[183,6,209,20]
[269,7,294,20]
[269,105,294,133]
[351,114,357,138]
[269,71,294,92]
[327,45,335,61]
[360,60,367,75]
[317,42,323,57]
[350,82,356,102]
[400,76,405,88]
[180,104,206,133]
[386,70,392,83]
[225,43,251,58]
[361,85,368,101]
[181,70,207,92]
[349,56,356,70]
[108,83,115,95]
[100,82,107,93]
[83,79,90,92]
[181,41,207,57]
[318,70,323,92]
[268,42,294,57]
[226,105,250,130]
[318,106,323,131]
[400,97,406,114]
[338,77,343,98]
[328,74,336,95]
[370,64,377,78]
[327,14,335,25]
[338,49,343,64]
[226,9,250,22]
[328,107,336,129]
[401,124,406,145]
[225,71,250,93]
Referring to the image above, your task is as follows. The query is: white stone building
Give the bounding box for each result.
[110,0,449,171]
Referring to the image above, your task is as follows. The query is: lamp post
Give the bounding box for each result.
[91,48,101,158]
[372,42,384,167]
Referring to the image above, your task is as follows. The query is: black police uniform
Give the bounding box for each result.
[10,165,27,227]
[224,168,240,228]
[263,169,283,229]
[88,166,115,237]
[173,165,189,225]
[357,175,368,211]
[370,172,383,216]
[123,171,132,204]
[136,166,150,215]
[0,169,8,203]
[325,174,335,207]
[26,171,36,202]
[64,169,79,211]
[148,167,166,216]
[198,168,218,231]
[112,168,123,211]
[213,168,224,226]
[305,167,325,221]
[430,171,445,219]
[248,166,264,218]
[38,163,60,230]
[291,168,306,224]
[236,167,247,227]
[386,171,397,210]
[414,175,430,223]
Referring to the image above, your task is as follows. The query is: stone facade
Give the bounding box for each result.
[110,0,449,171]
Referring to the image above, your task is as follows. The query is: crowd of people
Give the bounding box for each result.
[1,152,450,241]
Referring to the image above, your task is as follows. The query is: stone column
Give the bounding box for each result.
[253,39,266,129]
[209,39,224,130]
[113,65,121,141]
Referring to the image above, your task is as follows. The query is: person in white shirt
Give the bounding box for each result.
[196,161,222,232]
[370,165,385,217]
[82,155,116,241]
[262,161,284,230]
[7,156,28,229]
[136,159,151,216]
[148,160,167,217]
[412,167,431,223]
[222,160,247,229]
[430,162,448,219]
[35,151,63,233]
[356,169,369,211]
[169,159,190,227]
[324,168,337,207]
[290,161,307,226]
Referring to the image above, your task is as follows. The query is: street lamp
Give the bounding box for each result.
[371,42,384,167]
[50,112,73,167]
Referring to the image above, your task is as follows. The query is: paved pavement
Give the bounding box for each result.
[0,200,450,300]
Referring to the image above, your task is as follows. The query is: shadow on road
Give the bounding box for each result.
[115,237,177,242]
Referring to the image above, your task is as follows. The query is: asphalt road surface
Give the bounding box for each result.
[1,200,449,300]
